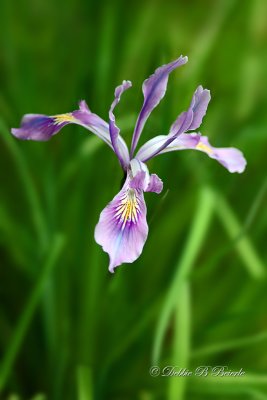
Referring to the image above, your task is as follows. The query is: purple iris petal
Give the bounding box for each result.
[11,101,130,164]
[169,86,210,135]
[193,136,247,173]
[137,86,211,161]
[146,174,163,193]
[109,81,132,169]
[145,133,246,173]
[11,114,68,141]
[130,55,188,157]
[94,174,148,273]
[169,110,193,137]
[136,135,168,161]
[186,86,211,131]
[129,159,163,193]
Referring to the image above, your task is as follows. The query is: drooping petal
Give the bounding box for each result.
[94,176,148,272]
[11,114,72,141]
[146,133,246,173]
[192,136,247,173]
[11,101,110,143]
[129,159,163,193]
[109,81,131,169]
[11,101,130,166]
[130,55,188,157]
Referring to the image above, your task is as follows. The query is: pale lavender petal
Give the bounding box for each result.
[130,55,188,157]
[109,81,131,169]
[187,86,211,131]
[146,174,163,193]
[159,133,201,153]
[169,86,210,135]
[194,136,247,173]
[129,159,163,193]
[136,86,210,161]
[130,171,147,191]
[136,135,167,162]
[130,159,150,189]
[169,110,194,137]
[156,133,246,173]
[94,176,148,272]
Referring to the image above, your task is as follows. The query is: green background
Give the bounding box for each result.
[0,0,267,399]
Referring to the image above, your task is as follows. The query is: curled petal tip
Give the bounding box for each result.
[122,79,132,88]
[79,100,90,112]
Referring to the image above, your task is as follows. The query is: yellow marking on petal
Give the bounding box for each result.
[53,113,75,125]
[116,189,140,229]
[196,142,213,154]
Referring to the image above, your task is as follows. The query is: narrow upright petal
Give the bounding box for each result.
[130,55,188,156]
[94,175,148,272]
[186,86,211,131]
[137,85,211,161]
[169,86,211,135]
[109,81,132,169]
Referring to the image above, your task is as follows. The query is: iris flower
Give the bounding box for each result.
[11,56,246,272]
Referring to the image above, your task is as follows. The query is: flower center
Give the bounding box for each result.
[115,189,140,229]
[53,114,76,125]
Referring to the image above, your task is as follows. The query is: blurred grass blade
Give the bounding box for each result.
[192,330,267,358]
[0,118,48,249]
[243,177,267,232]
[153,187,215,363]
[216,194,265,279]
[184,0,237,81]
[76,366,93,400]
[193,373,267,387]
[30,395,46,400]
[0,234,65,392]
[168,281,191,400]
[60,135,102,188]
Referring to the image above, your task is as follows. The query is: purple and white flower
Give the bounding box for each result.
[11,56,246,272]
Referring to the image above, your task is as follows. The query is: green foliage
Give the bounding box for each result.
[0,0,267,399]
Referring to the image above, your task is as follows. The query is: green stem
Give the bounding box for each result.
[76,365,93,400]
[168,281,191,400]
[191,330,267,359]
[216,194,265,279]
